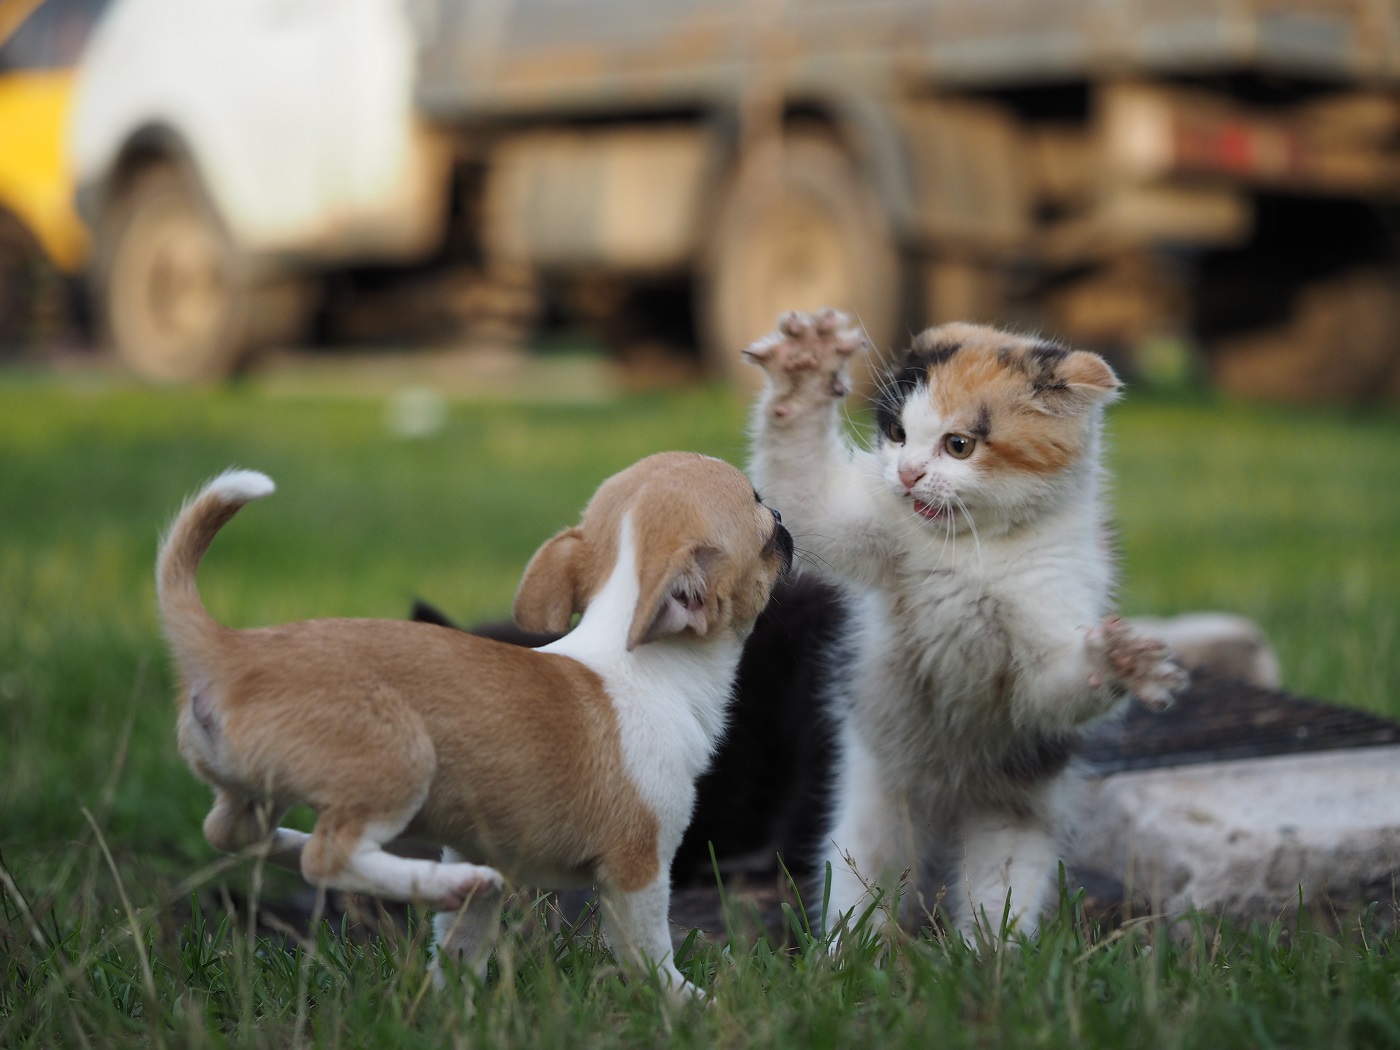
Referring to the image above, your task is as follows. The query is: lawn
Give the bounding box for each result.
[1,372,1398,1047]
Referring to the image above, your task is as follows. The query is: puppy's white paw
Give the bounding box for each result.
[744,308,867,415]
[1087,616,1189,712]
[429,862,504,911]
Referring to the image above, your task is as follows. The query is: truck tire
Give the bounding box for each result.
[698,134,901,389]
[97,165,296,384]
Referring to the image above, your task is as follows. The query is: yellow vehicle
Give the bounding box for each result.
[0,0,109,349]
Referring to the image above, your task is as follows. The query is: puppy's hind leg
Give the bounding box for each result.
[298,706,501,909]
[202,789,308,872]
[299,812,503,911]
[599,877,702,1002]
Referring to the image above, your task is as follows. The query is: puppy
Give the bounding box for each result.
[155,452,793,999]
[414,572,848,885]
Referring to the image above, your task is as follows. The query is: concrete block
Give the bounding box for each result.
[1070,745,1400,919]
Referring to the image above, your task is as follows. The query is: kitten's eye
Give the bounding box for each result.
[944,433,976,459]
[886,422,906,444]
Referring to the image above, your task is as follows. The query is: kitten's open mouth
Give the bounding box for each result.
[912,499,951,521]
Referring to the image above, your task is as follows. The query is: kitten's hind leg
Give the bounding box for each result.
[955,811,1060,945]
[821,738,922,948]
[432,847,507,990]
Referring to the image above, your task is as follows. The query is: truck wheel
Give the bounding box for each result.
[98,166,265,383]
[698,134,901,389]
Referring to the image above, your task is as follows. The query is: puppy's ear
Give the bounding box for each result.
[628,545,720,650]
[514,527,585,633]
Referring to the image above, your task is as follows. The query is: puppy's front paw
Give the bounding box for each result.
[431,862,504,911]
[743,308,867,417]
[1087,617,1189,712]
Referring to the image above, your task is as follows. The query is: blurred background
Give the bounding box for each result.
[4,0,1400,397]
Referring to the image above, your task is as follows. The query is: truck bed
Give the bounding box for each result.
[417,0,1400,119]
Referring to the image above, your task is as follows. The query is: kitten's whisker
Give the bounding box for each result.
[787,534,855,577]
[793,549,838,575]
[871,364,898,400]
[890,506,936,546]
[951,493,984,593]
[869,365,910,420]
[849,306,869,342]
[891,500,953,565]
[842,400,876,454]
[941,500,959,569]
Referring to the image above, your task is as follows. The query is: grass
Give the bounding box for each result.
[4,881,1399,1049]
[1,373,1398,1047]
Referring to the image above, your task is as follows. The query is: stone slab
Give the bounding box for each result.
[1070,745,1400,919]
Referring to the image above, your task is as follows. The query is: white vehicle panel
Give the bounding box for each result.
[71,0,446,264]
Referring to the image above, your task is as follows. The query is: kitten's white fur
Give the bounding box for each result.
[745,310,1183,943]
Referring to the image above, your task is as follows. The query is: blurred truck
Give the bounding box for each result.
[69,0,1400,398]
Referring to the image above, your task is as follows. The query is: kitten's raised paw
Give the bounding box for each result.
[744,308,868,415]
[1087,617,1189,712]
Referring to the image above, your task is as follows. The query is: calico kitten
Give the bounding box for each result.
[745,309,1186,943]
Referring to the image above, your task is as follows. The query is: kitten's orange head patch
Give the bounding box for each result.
[877,324,1120,478]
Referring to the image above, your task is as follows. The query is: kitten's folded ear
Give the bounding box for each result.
[1062,350,1121,396]
[514,527,586,633]
[1035,349,1122,413]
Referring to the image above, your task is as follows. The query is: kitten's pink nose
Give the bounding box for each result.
[898,464,925,491]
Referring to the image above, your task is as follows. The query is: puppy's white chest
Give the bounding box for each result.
[541,519,739,833]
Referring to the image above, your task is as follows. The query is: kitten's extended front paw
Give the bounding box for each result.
[743,308,867,418]
[1087,617,1189,712]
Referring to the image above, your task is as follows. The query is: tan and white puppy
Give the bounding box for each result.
[155,452,793,999]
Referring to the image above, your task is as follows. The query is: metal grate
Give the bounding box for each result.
[1081,673,1400,774]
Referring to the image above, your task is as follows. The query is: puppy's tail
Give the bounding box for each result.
[156,470,275,671]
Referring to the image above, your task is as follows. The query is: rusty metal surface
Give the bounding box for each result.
[1081,672,1400,774]
[417,1,1400,120]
